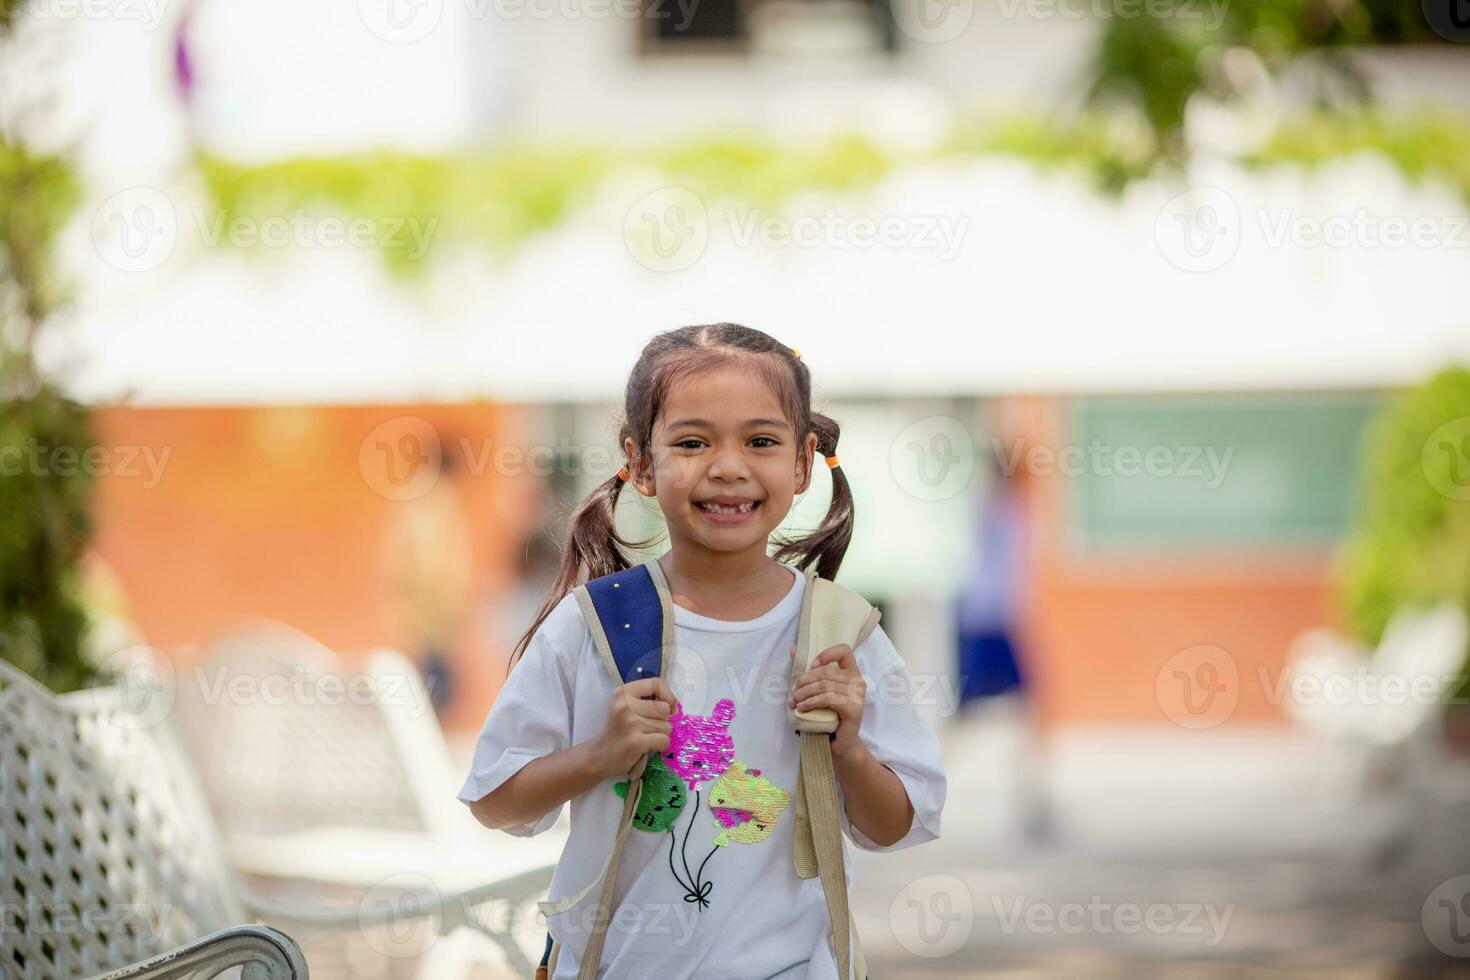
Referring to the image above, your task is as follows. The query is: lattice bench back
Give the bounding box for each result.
[0,660,241,979]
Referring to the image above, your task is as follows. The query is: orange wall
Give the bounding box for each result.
[88,403,544,735]
[1005,395,1344,730]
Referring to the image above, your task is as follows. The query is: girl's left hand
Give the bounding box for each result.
[788,643,866,759]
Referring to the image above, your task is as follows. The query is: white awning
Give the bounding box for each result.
[41,154,1470,406]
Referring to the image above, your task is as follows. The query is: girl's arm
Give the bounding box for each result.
[832,741,916,849]
[790,635,945,852]
[468,675,677,832]
[467,738,611,831]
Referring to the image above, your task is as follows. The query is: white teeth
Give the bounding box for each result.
[700,501,755,514]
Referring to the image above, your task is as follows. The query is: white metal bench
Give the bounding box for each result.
[166,618,564,976]
[0,656,306,979]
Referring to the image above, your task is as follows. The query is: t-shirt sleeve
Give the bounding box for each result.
[835,621,947,853]
[456,593,581,837]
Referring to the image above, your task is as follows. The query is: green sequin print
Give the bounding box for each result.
[613,751,688,832]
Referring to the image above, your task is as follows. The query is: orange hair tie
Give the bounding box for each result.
[825,455,840,469]
[617,466,630,481]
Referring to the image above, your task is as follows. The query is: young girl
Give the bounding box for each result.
[458,323,947,979]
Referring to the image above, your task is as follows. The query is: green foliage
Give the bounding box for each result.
[1340,366,1470,708]
[652,132,892,205]
[1249,109,1470,205]
[0,354,98,693]
[192,109,1470,276]
[1086,4,1220,159]
[0,139,81,324]
[0,137,96,693]
[1085,0,1445,163]
[196,134,897,278]
[199,147,608,278]
[944,111,1161,195]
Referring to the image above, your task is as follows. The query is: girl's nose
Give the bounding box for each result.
[706,448,749,481]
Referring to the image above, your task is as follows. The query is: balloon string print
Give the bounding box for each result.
[659,698,736,909]
[612,751,710,902]
[675,787,715,908]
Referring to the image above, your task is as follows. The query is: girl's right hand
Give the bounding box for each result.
[596,676,677,779]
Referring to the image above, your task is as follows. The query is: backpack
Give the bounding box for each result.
[532,554,880,980]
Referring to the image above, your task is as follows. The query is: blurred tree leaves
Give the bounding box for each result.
[1249,107,1470,197]
[1,15,99,692]
[0,138,80,330]
[192,106,1470,276]
[0,353,98,693]
[195,134,897,278]
[1340,366,1470,711]
[1086,0,1448,163]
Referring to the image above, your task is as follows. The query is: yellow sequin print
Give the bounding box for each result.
[708,760,791,846]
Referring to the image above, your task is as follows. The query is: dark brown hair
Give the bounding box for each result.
[506,322,854,673]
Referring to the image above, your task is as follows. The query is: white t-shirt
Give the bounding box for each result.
[457,565,946,980]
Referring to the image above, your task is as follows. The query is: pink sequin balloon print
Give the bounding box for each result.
[663,698,736,791]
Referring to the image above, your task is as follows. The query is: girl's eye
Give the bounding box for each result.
[674,437,779,449]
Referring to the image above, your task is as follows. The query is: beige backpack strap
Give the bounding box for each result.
[535,556,673,980]
[790,566,881,980]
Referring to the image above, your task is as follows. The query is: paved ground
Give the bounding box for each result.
[264,704,1470,978]
[852,843,1468,979]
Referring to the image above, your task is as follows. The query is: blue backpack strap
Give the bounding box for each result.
[572,555,673,688]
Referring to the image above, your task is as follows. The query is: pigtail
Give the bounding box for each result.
[771,410,854,581]
[505,461,653,675]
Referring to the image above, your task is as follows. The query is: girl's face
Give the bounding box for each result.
[625,362,818,559]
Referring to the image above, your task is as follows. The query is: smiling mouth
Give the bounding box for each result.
[696,500,760,515]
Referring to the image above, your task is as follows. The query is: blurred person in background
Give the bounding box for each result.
[381,437,474,721]
[953,445,1028,716]
[492,523,563,668]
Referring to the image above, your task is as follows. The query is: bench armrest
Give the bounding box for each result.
[85,924,308,980]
